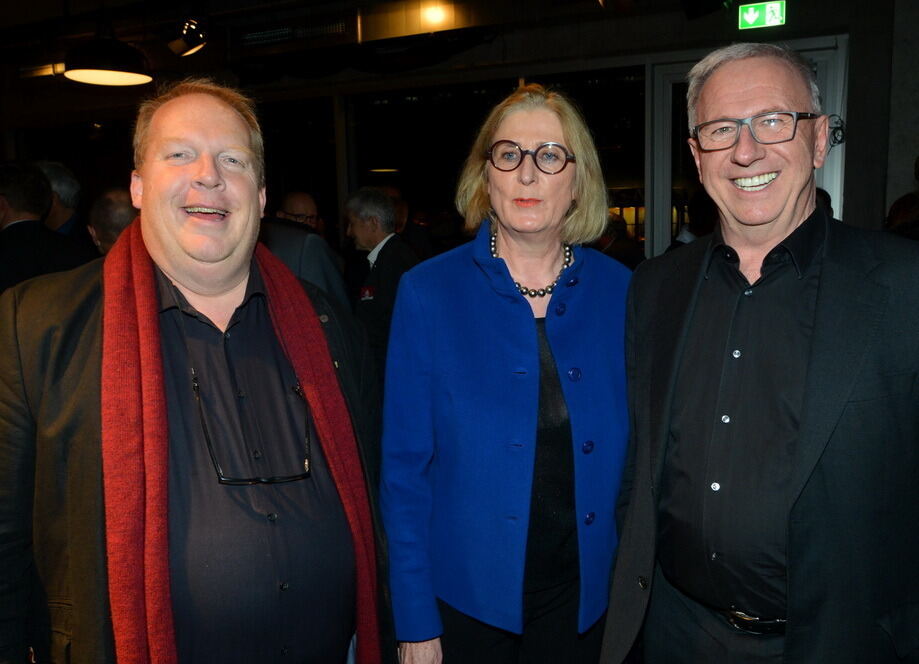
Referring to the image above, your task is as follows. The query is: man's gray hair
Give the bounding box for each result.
[35,161,81,209]
[686,43,822,132]
[346,187,397,234]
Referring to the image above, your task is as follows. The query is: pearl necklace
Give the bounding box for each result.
[490,233,572,298]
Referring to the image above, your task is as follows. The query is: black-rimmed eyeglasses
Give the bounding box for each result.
[191,368,312,485]
[281,212,319,225]
[692,111,821,151]
[486,140,576,175]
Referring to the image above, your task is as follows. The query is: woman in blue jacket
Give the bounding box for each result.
[381,84,631,664]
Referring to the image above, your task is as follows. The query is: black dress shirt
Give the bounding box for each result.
[657,210,825,620]
[157,265,356,663]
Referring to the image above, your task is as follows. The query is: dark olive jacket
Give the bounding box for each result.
[0,256,395,664]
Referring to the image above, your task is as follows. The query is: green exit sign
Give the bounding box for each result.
[738,1,786,29]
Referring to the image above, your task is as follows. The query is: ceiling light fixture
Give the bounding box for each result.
[420,2,453,30]
[168,17,208,57]
[64,37,152,86]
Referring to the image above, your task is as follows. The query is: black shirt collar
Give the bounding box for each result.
[706,205,827,279]
[156,260,266,316]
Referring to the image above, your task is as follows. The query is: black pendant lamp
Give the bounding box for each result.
[168,17,208,57]
[64,17,152,86]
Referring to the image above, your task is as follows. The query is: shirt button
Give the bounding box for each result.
[732,349,742,358]
[555,302,567,316]
[279,581,290,591]
[281,647,290,656]
[638,576,648,589]
[584,512,595,525]
[711,482,721,491]
[224,331,231,339]
[567,367,582,381]
[582,440,595,454]
[743,288,753,296]
[711,552,718,560]
[566,277,579,287]
[253,449,263,459]
[721,414,731,423]
[267,512,278,522]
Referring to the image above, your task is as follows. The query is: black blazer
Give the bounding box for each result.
[355,234,418,374]
[0,260,396,664]
[601,215,919,663]
[0,219,95,293]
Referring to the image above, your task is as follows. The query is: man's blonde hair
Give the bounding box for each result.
[133,77,265,186]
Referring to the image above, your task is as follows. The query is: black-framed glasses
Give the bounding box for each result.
[191,368,312,485]
[692,111,821,151]
[281,211,319,225]
[486,140,576,175]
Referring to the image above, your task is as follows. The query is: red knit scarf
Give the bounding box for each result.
[101,221,381,663]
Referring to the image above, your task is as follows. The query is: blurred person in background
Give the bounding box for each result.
[347,186,418,374]
[0,161,91,292]
[276,190,324,234]
[261,190,349,307]
[35,160,98,261]
[87,187,136,254]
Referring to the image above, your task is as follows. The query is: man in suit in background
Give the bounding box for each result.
[602,42,919,664]
[261,190,349,308]
[35,160,82,236]
[347,186,418,375]
[35,160,98,261]
[276,190,323,233]
[87,187,136,254]
[0,161,91,293]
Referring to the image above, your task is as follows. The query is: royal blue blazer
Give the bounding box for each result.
[380,223,631,641]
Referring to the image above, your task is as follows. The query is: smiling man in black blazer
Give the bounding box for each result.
[601,43,919,664]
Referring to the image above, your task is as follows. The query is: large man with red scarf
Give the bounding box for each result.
[0,79,393,664]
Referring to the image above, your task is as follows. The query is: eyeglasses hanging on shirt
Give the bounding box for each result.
[168,284,312,485]
[190,370,312,485]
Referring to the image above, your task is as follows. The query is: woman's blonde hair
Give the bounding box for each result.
[455,84,607,245]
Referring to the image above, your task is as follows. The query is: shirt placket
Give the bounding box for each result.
[222,308,294,658]
[702,267,752,609]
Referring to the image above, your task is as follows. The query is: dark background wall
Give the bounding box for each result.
[0,0,914,242]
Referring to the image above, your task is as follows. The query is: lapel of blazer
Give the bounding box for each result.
[790,221,888,504]
[646,239,712,488]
